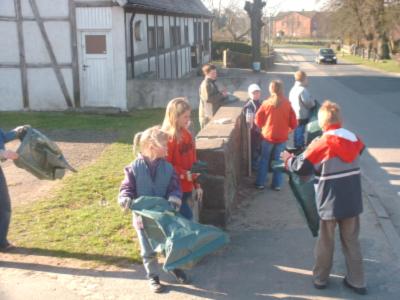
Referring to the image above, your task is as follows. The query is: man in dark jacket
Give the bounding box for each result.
[199,64,227,129]
[282,100,367,295]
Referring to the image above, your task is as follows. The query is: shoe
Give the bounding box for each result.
[169,269,191,284]
[0,242,16,252]
[255,184,265,190]
[271,186,281,191]
[343,277,367,295]
[149,276,166,293]
[313,281,327,289]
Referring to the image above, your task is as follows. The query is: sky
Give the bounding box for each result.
[203,0,327,14]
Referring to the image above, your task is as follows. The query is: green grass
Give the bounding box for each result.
[339,53,400,74]
[273,43,321,49]
[2,109,183,265]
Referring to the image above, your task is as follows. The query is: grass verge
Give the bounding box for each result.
[2,109,184,265]
[339,53,400,74]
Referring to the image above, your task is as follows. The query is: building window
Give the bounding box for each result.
[203,22,210,51]
[85,35,106,54]
[157,27,164,49]
[194,21,198,43]
[134,20,142,41]
[197,22,202,42]
[148,26,156,50]
[170,25,181,47]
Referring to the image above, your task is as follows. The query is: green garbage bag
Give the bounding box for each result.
[131,196,230,271]
[272,161,319,237]
[14,126,76,180]
[305,101,322,145]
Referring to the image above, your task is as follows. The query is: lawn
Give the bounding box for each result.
[339,53,400,74]
[1,109,198,265]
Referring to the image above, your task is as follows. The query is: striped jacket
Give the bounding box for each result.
[286,124,365,220]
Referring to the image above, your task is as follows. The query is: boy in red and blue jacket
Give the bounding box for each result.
[282,100,367,295]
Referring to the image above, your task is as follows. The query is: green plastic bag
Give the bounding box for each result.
[305,101,322,145]
[14,127,76,180]
[131,196,230,271]
[272,161,319,237]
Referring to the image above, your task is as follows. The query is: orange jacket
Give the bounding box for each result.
[255,96,298,144]
[166,128,198,192]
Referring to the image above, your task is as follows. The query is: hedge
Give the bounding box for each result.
[212,41,252,60]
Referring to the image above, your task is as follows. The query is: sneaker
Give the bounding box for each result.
[313,281,327,290]
[149,276,166,293]
[272,186,281,191]
[343,277,367,295]
[255,184,265,190]
[169,269,191,284]
[0,242,16,252]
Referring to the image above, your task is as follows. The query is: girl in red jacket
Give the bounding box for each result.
[162,97,203,220]
[254,80,297,190]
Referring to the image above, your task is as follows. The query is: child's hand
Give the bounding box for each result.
[168,196,182,211]
[195,187,203,203]
[118,196,133,213]
[280,151,292,162]
[0,150,19,161]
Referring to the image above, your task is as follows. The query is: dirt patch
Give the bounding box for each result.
[2,129,119,207]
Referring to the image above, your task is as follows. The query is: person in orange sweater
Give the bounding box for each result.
[254,80,297,190]
[162,97,203,220]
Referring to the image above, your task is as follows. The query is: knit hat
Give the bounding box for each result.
[248,83,261,98]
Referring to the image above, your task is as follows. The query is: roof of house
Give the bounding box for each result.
[275,11,317,20]
[125,0,213,18]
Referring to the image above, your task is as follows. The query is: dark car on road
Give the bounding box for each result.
[315,48,337,64]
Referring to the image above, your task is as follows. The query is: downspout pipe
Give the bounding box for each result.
[130,12,136,78]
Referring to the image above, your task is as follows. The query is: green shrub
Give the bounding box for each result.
[212,41,252,60]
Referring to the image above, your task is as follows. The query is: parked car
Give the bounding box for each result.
[315,48,337,64]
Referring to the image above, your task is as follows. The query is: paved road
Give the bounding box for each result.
[1,50,400,299]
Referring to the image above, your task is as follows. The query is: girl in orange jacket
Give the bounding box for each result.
[254,80,297,190]
[162,97,203,220]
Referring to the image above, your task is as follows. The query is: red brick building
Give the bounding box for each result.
[273,11,322,38]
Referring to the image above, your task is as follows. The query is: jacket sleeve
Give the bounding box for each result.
[118,166,137,200]
[255,104,267,129]
[300,88,315,109]
[0,129,17,150]
[166,169,183,199]
[204,81,224,104]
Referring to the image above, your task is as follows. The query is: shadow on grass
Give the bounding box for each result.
[3,246,139,268]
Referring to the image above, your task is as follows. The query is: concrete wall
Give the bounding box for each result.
[127,75,245,110]
[195,93,249,227]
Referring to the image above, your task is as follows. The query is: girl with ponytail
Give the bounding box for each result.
[254,80,297,190]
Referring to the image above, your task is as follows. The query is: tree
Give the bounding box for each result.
[321,0,400,59]
[244,0,266,63]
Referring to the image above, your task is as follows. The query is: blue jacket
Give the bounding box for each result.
[0,129,17,150]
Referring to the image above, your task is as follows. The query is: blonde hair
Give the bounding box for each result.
[267,80,284,108]
[294,70,307,82]
[318,100,342,129]
[133,125,168,158]
[161,97,191,139]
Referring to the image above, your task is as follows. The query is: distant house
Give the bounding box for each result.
[273,11,327,39]
[0,0,212,111]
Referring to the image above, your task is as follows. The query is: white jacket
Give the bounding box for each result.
[289,81,315,120]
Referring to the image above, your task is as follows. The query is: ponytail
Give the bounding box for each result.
[268,80,284,108]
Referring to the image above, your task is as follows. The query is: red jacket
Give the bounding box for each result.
[255,96,297,143]
[166,128,198,193]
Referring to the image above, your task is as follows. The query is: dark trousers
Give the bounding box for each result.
[0,167,11,247]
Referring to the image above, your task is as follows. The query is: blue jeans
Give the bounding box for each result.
[136,227,159,279]
[294,123,306,148]
[0,167,11,247]
[179,192,193,220]
[255,140,285,188]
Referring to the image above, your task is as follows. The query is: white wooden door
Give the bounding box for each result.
[81,31,114,107]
